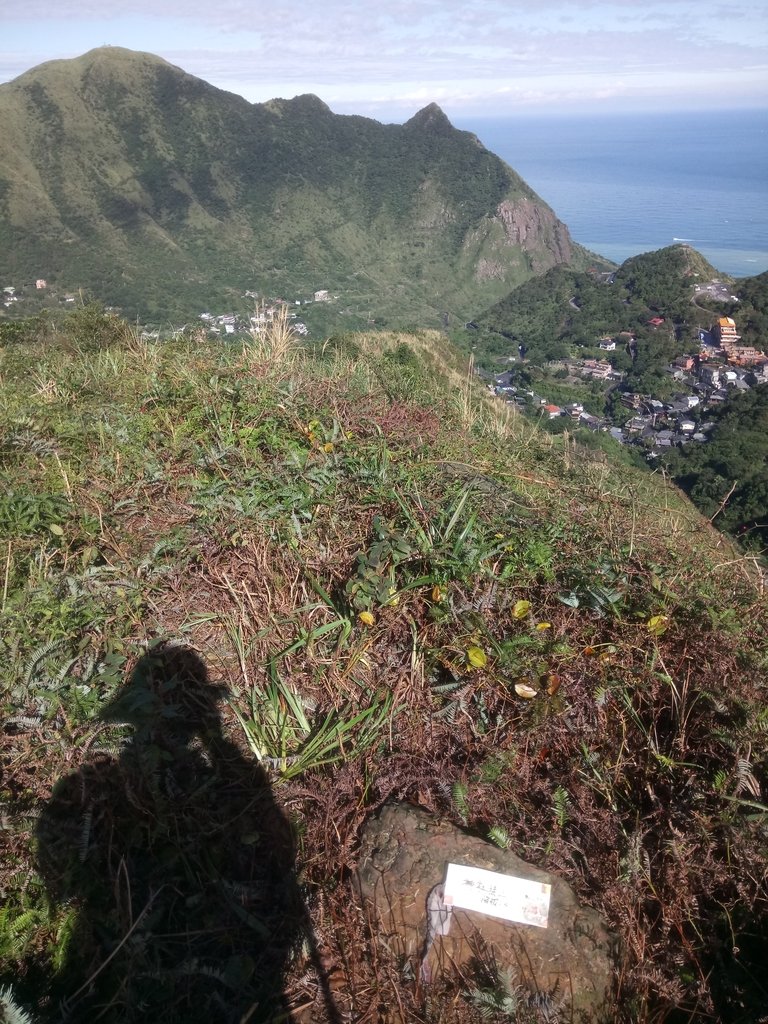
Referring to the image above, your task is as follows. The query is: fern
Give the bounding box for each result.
[78,805,93,863]
[430,678,472,723]
[177,960,229,984]
[488,825,511,850]
[0,985,40,1024]
[452,781,469,825]
[22,637,67,686]
[466,967,521,1019]
[90,738,128,758]
[52,908,80,975]
[0,906,46,961]
[620,830,650,882]
[735,755,761,799]
[552,786,571,830]
[467,986,519,1018]
[4,716,42,731]
[54,655,79,685]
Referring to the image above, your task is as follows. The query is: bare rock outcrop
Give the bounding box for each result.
[496,198,573,264]
[356,802,616,1022]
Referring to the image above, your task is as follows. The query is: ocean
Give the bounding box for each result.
[455,109,768,279]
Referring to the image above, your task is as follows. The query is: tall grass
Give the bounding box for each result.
[243,302,300,368]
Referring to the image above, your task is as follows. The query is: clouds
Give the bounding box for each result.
[1,0,766,117]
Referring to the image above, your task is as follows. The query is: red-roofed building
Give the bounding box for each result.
[673,355,695,371]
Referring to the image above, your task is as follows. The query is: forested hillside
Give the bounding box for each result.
[476,245,722,392]
[664,384,768,543]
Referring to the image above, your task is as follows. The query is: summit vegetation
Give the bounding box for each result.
[1,309,766,1023]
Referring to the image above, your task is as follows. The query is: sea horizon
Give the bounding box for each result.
[456,109,768,278]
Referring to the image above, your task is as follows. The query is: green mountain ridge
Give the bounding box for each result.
[0,47,599,322]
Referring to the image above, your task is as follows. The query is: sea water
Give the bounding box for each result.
[455,109,768,279]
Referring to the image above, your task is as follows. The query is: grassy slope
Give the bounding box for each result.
[1,313,767,1022]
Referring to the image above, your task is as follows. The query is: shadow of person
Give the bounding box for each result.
[36,641,303,1024]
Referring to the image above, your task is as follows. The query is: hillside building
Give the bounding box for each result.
[713,316,739,347]
[712,316,765,364]
[673,355,695,371]
[725,344,765,366]
[581,359,613,380]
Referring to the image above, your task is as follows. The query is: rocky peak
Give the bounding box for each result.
[405,102,453,133]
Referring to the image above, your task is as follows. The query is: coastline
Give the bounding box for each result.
[456,109,768,279]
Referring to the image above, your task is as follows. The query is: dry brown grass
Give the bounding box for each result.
[243,302,302,370]
[1,325,766,1023]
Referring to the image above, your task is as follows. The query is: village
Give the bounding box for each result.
[490,312,768,456]
[194,289,337,338]
[5,278,767,465]
[1,280,338,338]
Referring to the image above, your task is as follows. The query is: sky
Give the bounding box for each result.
[1,0,766,122]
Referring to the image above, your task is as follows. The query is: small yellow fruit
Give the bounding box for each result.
[512,600,531,619]
[647,614,669,636]
[466,646,487,669]
[358,611,376,626]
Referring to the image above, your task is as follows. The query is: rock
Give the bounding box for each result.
[495,199,573,264]
[356,803,616,1022]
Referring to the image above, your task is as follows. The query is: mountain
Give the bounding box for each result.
[474,244,728,370]
[0,48,599,322]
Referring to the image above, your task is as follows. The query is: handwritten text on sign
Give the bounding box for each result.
[442,863,551,928]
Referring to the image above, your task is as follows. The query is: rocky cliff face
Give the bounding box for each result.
[496,198,573,264]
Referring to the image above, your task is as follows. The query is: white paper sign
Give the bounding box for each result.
[443,863,551,928]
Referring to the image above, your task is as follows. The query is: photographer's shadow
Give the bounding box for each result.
[37,642,302,1023]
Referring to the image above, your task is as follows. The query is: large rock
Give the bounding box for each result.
[356,803,616,1022]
